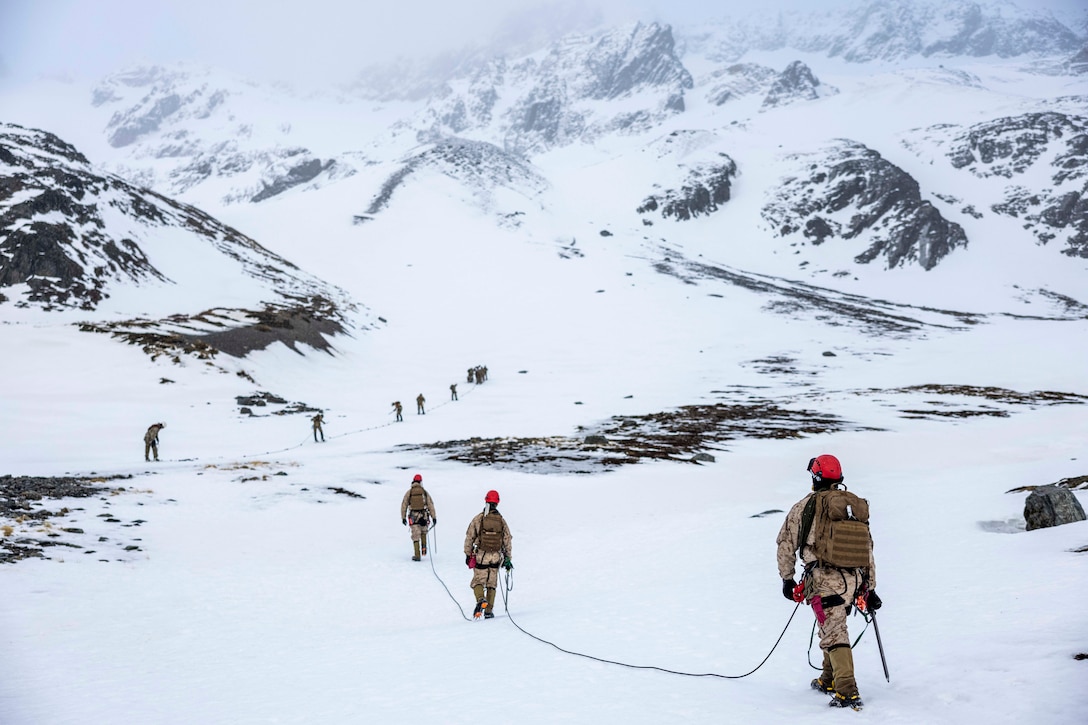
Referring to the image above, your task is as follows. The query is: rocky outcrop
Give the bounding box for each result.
[364,138,547,217]
[638,157,737,221]
[418,23,693,155]
[251,157,336,203]
[92,65,342,204]
[1024,485,1087,530]
[0,123,352,314]
[706,63,778,106]
[907,113,1088,257]
[0,124,167,308]
[762,140,967,270]
[761,61,837,109]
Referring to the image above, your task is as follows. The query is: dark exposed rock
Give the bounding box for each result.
[638,157,737,221]
[762,140,967,269]
[761,61,836,109]
[0,124,166,308]
[908,112,1088,257]
[365,138,547,216]
[1024,485,1087,531]
[251,158,334,202]
[2,123,354,320]
[706,63,779,106]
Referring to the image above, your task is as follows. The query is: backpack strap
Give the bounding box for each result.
[797,493,818,559]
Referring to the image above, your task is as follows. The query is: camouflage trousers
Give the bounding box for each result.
[470,552,504,590]
[807,565,864,651]
[408,518,429,543]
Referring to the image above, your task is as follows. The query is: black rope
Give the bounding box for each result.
[426,522,472,621]
[498,569,804,679]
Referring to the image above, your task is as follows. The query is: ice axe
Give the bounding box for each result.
[856,592,890,682]
[870,609,890,682]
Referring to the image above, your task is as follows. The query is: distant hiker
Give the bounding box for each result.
[416,393,426,415]
[400,474,436,561]
[464,489,513,619]
[144,422,165,462]
[467,368,474,383]
[450,383,458,401]
[311,413,325,442]
[474,366,483,384]
[776,454,881,710]
[392,401,403,422]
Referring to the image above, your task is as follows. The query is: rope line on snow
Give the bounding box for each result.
[157,380,483,465]
[425,522,473,622]
[495,569,805,680]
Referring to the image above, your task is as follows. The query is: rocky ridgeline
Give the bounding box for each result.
[1,122,354,338]
[685,0,1083,64]
[93,65,343,203]
[762,140,967,270]
[417,22,693,155]
[0,124,168,308]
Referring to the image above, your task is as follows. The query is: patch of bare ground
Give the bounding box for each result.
[406,400,866,473]
[871,384,1088,420]
[78,295,346,366]
[0,474,134,564]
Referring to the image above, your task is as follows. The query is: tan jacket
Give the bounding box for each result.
[464,508,512,566]
[400,482,436,520]
[775,491,877,590]
[144,424,164,445]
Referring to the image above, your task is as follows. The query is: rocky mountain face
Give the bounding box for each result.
[684,0,1084,63]
[1,123,167,309]
[93,66,347,204]
[414,22,693,155]
[760,61,837,110]
[0,123,349,315]
[360,138,548,224]
[904,112,1088,257]
[761,140,968,270]
[638,154,737,222]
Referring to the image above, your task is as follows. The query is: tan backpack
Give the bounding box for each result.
[478,511,505,553]
[798,488,872,569]
[408,486,429,512]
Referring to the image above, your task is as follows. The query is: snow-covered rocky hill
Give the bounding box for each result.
[1,1,1087,723]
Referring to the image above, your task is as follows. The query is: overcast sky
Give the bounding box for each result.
[1,0,1084,88]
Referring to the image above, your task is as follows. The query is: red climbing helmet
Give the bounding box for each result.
[808,454,843,484]
[485,490,500,504]
[412,474,422,483]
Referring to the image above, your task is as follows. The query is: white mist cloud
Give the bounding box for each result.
[1,0,1083,89]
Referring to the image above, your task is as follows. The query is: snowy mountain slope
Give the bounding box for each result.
[902,111,1088,257]
[412,22,693,155]
[0,122,361,382]
[81,64,406,207]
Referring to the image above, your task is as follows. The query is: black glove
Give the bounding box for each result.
[401,518,407,526]
[431,518,436,525]
[503,557,513,571]
[465,555,471,566]
[782,579,798,601]
[867,590,882,611]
